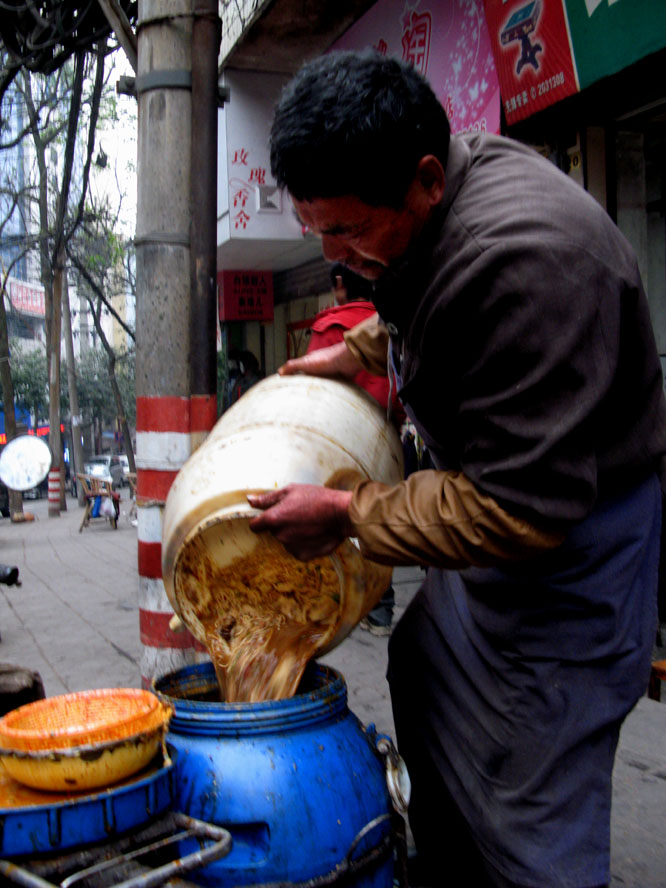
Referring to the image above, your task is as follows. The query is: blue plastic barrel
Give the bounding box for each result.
[154,661,394,887]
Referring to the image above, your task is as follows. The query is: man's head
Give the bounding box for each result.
[270,50,450,279]
[270,50,450,207]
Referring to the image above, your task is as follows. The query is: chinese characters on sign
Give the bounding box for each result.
[7,277,45,317]
[402,10,432,74]
[218,271,274,322]
[229,145,269,231]
[332,0,501,136]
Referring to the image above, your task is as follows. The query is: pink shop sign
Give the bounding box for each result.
[331,0,501,135]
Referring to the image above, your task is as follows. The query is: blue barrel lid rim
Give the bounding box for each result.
[0,750,176,857]
[154,662,349,736]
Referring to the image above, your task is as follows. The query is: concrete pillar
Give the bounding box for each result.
[135,0,216,686]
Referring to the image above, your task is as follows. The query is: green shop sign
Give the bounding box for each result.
[564,0,666,90]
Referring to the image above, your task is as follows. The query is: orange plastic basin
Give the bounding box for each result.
[0,689,173,791]
[0,688,166,751]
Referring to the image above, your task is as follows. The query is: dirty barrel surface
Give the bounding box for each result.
[154,662,395,887]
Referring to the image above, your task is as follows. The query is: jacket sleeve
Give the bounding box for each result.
[349,469,565,568]
[342,314,389,376]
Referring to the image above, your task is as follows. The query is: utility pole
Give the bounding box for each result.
[135,0,220,686]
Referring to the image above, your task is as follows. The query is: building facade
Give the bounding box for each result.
[214,0,666,382]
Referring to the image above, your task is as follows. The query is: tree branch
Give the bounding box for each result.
[66,245,135,341]
[66,42,106,242]
[51,50,85,268]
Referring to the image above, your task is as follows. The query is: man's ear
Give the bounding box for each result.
[416,155,446,206]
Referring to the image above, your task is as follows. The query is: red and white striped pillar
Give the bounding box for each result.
[47,467,61,512]
[136,395,217,688]
[134,0,219,688]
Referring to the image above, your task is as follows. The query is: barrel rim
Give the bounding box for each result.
[153,662,349,734]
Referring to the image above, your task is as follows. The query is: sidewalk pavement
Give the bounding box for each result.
[0,494,664,886]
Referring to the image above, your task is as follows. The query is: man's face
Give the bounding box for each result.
[292,183,433,281]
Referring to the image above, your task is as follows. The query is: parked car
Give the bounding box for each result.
[118,454,130,482]
[83,454,124,490]
[23,476,48,500]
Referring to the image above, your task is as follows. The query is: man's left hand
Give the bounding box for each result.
[248,484,354,561]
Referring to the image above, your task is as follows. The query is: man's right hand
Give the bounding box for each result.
[279,341,361,379]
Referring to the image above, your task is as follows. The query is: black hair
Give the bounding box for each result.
[238,350,259,374]
[329,262,374,301]
[270,50,451,208]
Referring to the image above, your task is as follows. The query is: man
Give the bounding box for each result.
[248,50,666,888]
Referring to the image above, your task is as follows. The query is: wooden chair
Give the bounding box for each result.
[77,474,119,532]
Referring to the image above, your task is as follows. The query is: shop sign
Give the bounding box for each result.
[7,276,45,317]
[485,0,666,126]
[218,271,274,322]
[331,0,501,135]
[563,0,666,91]
[483,0,578,126]
[0,424,64,446]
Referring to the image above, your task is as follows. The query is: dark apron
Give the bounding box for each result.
[388,473,660,887]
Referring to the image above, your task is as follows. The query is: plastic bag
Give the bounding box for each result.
[100,496,116,518]
[91,495,102,518]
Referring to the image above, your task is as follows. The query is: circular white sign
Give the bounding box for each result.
[0,435,52,491]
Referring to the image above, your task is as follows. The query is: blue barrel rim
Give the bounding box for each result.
[153,661,349,735]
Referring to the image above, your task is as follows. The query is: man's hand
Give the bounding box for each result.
[248,484,354,561]
[279,341,361,379]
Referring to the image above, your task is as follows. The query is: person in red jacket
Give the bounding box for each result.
[308,264,399,414]
[307,263,402,635]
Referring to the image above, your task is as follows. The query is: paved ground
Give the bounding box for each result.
[0,494,665,886]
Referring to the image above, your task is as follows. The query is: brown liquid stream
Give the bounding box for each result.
[174,534,342,703]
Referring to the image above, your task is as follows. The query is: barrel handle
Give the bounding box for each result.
[364,724,411,815]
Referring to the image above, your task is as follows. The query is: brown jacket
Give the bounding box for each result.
[344,133,666,568]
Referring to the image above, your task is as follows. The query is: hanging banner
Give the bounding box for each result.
[483,0,578,126]
[332,0,501,135]
[563,0,666,91]
[218,271,274,322]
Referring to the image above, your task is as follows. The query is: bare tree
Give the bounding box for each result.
[67,197,136,475]
[0,255,28,519]
[1,8,136,515]
[16,45,108,514]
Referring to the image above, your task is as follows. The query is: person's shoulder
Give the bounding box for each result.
[450,132,611,244]
[456,131,558,174]
[311,302,376,332]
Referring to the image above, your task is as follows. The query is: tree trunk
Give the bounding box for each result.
[62,269,85,505]
[21,71,54,381]
[88,293,136,473]
[0,285,24,521]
